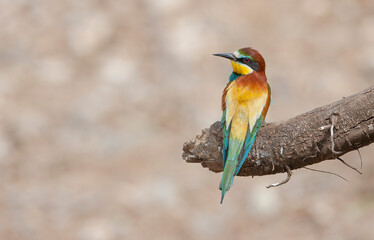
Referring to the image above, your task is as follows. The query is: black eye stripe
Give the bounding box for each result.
[249,61,260,71]
[239,57,259,71]
[240,57,250,63]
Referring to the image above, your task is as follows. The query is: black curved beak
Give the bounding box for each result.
[213,53,236,61]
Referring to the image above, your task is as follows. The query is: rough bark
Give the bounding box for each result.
[182,86,374,176]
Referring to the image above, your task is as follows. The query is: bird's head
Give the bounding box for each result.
[213,47,265,77]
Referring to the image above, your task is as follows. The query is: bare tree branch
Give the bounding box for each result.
[182,86,374,176]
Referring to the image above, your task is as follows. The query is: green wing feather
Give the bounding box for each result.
[235,115,263,175]
[221,109,230,168]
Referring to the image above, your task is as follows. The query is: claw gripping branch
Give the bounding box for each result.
[183,86,374,177]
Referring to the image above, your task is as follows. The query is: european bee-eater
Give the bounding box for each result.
[213,47,271,203]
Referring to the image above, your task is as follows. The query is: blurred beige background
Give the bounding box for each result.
[0,0,374,239]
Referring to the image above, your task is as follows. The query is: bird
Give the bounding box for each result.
[213,47,271,204]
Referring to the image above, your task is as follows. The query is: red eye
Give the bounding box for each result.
[243,58,250,63]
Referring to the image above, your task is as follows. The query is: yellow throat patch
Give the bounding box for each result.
[231,61,253,75]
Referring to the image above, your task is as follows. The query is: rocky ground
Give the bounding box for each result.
[0,0,374,239]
